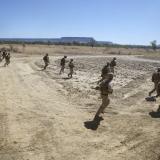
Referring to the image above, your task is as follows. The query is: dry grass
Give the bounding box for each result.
[0,44,160,56]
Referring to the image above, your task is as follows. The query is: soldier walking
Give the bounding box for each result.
[59,56,67,74]
[68,59,74,78]
[1,51,7,61]
[43,53,50,70]
[4,53,11,67]
[94,72,113,120]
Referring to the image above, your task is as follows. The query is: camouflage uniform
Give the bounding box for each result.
[43,54,49,70]
[68,59,74,78]
[94,73,113,120]
[98,62,111,84]
[4,53,10,67]
[149,69,160,96]
[59,56,67,74]
[2,51,7,61]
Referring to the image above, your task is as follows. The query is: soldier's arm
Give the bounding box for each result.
[156,88,160,97]
[97,78,103,84]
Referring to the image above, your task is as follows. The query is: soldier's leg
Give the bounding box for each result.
[62,66,65,73]
[157,105,160,112]
[46,63,48,68]
[101,97,110,113]
[4,59,7,67]
[68,68,71,78]
[43,62,47,70]
[149,83,157,96]
[59,67,62,74]
[4,62,7,67]
[6,60,8,66]
[7,60,10,65]
[94,95,109,119]
[59,66,62,74]
[70,68,73,78]
[60,65,64,74]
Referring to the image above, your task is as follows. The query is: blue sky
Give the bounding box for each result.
[0,0,159,45]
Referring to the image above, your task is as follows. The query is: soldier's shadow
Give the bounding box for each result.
[149,111,160,118]
[84,117,103,130]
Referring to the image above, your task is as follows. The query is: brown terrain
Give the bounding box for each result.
[0,44,160,160]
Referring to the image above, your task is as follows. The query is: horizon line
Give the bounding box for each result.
[0,37,152,46]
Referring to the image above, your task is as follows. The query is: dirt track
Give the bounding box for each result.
[0,55,160,160]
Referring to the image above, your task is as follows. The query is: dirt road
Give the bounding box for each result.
[0,55,160,160]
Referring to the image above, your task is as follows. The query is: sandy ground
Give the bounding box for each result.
[0,54,160,160]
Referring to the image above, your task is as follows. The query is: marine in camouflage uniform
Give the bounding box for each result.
[43,53,50,70]
[94,72,113,120]
[110,57,116,73]
[1,51,7,61]
[59,56,67,74]
[4,53,11,67]
[68,59,74,78]
[149,68,160,96]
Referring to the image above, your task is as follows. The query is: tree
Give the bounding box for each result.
[151,40,157,51]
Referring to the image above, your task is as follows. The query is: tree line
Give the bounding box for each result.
[0,40,159,50]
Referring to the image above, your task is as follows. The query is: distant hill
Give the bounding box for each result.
[60,37,95,43]
[0,37,113,45]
